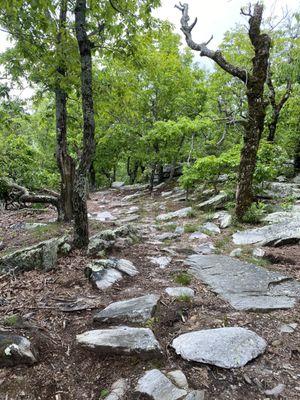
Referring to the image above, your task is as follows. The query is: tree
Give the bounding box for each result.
[177,2,271,219]
[73,0,96,248]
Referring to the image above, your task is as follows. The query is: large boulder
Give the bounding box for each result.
[172,327,267,369]
[0,333,38,367]
[0,236,68,275]
[76,326,162,359]
[93,294,160,324]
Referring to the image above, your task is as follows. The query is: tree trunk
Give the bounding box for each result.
[73,0,96,248]
[55,0,75,222]
[294,137,300,174]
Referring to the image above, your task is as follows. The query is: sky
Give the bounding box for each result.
[0,0,299,99]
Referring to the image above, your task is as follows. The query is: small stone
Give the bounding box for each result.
[112,181,125,189]
[185,390,205,400]
[197,192,227,210]
[0,333,38,367]
[252,248,265,258]
[189,232,209,241]
[195,243,215,255]
[156,232,180,241]
[279,323,297,333]
[167,370,188,389]
[156,207,192,222]
[214,211,232,229]
[93,294,160,324]
[76,327,162,359]
[230,248,242,257]
[89,211,116,222]
[264,383,285,397]
[114,259,138,276]
[175,226,185,234]
[106,378,128,400]
[148,256,172,269]
[134,369,187,400]
[202,222,220,235]
[165,287,195,298]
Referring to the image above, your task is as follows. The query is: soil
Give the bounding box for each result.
[0,187,300,400]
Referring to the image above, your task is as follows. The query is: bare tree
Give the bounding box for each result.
[73,0,96,247]
[176,2,271,219]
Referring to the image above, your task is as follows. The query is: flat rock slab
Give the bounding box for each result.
[89,211,116,222]
[0,333,38,367]
[187,255,300,311]
[156,207,192,222]
[134,369,187,400]
[148,256,172,269]
[213,211,232,228]
[76,327,162,359]
[93,294,160,324]
[172,327,267,369]
[165,287,195,298]
[197,192,227,210]
[202,222,220,235]
[232,220,300,247]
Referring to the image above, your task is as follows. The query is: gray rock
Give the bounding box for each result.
[121,214,139,223]
[187,255,300,311]
[0,333,38,367]
[76,327,162,359]
[165,287,195,298]
[23,222,48,230]
[148,256,172,269]
[0,236,66,275]
[263,182,300,199]
[167,370,188,389]
[106,379,128,400]
[264,383,285,397]
[156,207,192,222]
[185,391,205,400]
[202,222,220,235]
[172,327,266,369]
[195,243,215,255]
[214,211,232,228]
[252,248,265,258]
[197,192,227,210]
[189,232,209,241]
[232,219,300,246]
[89,211,116,222]
[114,259,138,276]
[134,369,187,399]
[279,323,297,333]
[175,226,185,234]
[229,248,242,257]
[126,206,140,214]
[93,294,160,324]
[112,181,125,189]
[156,232,180,241]
[263,211,300,224]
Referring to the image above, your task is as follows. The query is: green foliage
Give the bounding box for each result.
[241,202,267,224]
[174,272,192,286]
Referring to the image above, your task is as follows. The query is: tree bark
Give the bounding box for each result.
[73,0,96,248]
[55,0,75,222]
[177,2,271,220]
[294,137,300,174]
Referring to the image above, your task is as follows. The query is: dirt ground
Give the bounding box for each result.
[0,188,300,400]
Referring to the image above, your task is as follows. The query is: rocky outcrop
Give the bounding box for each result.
[0,333,38,367]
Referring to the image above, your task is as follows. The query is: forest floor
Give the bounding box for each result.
[0,184,300,400]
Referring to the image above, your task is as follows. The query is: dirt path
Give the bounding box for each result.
[0,187,300,399]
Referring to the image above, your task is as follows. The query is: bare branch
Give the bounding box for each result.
[176,3,248,83]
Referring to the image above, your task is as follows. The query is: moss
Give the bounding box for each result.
[174,272,192,286]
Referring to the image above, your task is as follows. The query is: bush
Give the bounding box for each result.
[242,202,267,224]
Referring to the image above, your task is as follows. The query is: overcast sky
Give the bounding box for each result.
[0,0,299,99]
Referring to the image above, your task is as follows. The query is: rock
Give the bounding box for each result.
[106,379,128,400]
[201,222,220,235]
[262,211,300,224]
[0,236,67,275]
[93,294,160,324]
[60,242,72,255]
[23,222,48,230]
[264,383,285,397]
[252,248,265,258]
[111,181,125,189]
[189,232,209,241]
[0,333,38,367]
[114,259,138,276]
[156,232,180,241]
[89,211,116,222]
[166,370,188,389]
[126,206,139,214]
[120,214,139,223]
[232,219,300,247]
[185,391,205,400]
[195,243,215,255]
[148,256,172,269]
[134,369,187,400]
[197,192,227,210]
[187,254,300,311]
[156,207,192,222]
[214,211,232,228]
[76,327,162,359]
[263,182,300,199]
[172,327,267,369]
[229,248,242,257]
[279,323,297,333]
[165,287,194,298]
[175,226,185,234]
